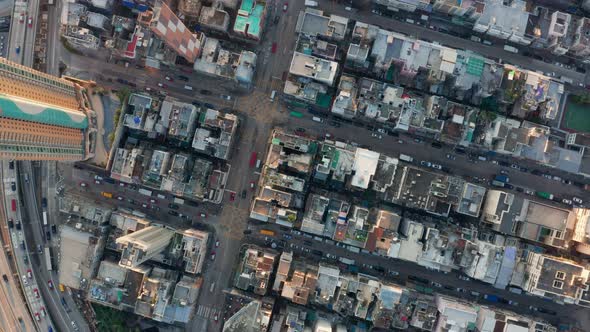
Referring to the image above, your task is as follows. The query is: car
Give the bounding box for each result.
[431,164,442,170]
[149,198,157,204]
[19,13,24,23]
[2,274,7,282]
[164,76,173,81]
[117,196,123,201]
[145,87,152,92]
[431,141,443,149]
[562,198,573,205]
[282,233,292,240]
[157,82,167,88]
[504,183,514,190]
[431,282,443,288]
[11,182,16,191]
[168,210,179,216]
[573,197,583,205]
[27,17,32,28]
[525,189,535,195]
[458,275,470,281]
[515,187,524,192]
[71,321,79,331]
[214,313,219,322]
[200,212,207,218]
[79,182,87,187]
[509,300,518,306]
[22,275,28,285]
[241,190,247,199]
[377,128,386,134]
[500,170,508,175]
[40,307,46,317]
[168,203,179,209]
[271,42,277,54]
[34,313,40,321]
[210,252,216,261]
[142,203,148,208]
[177,75,189,81]
[94,180,101,184]
[34,288,40,298]
[16,221,21,230]
[283,2,288,12]
[329,121,341,128]
[27,269,32,279]
[446,154,456,160]
[420,161,432,167]
[48,280,54,289]
[200,89,212,95]
[229,192,235,201]
[249,181,255,190]
[388,270,400,276]
[37,245,42,254]
[221,94,232,101]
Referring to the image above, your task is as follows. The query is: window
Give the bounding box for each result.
[554,230,563,239]
[552,280,564,289]
[555,271,566,280]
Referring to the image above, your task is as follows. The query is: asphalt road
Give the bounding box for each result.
[245,222,590,329]
[317,0,587,86]
[20,161,88,332]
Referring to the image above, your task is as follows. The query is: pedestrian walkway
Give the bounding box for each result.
[195,305,219,320]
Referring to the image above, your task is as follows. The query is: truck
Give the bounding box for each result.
[484,294,499,302]
[304,0,318,7]
[260,229,275,236]
[11,199,16,212]
[42,211,48,226]
[249,152,257,168]
[45,247,52,271]
[494,175,509,183]
[173,197,185,205]
[101,192,113,199]
[399,154,413,163]
[289,111,303,118]
[503,45,518,53]
[138,188,152,197]
[491,180,505,188]
[536,191,554,200]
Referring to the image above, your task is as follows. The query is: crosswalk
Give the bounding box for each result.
[195,305,219,320]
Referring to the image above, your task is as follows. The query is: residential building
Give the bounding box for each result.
[116,226,175,268]
[289,52,338,86]
[233,0,266,40]
[570,17,590,57]
[139,1,204,63]
[473,0,531,45]
[295,9,348,41]
[199,3,230,32]
[522,252,589,304]
[434,295,478,332]
[192,108,238,160]
[0,57,94,161]
[234,247,277,295]
[372,0,431,13]
[432,0,485,20]
[177,229,209,274]
[63,26,100,49]
[223,297,274,332]
[157,97,199,142]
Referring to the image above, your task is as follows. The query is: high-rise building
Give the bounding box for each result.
[0,58,95,161]
[116,226,174,268]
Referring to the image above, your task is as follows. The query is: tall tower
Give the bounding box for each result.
[0,58,94,161]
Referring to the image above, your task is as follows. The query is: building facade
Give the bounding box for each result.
[0,58,94,161]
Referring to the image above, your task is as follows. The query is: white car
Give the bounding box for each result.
[377,128,386,134]
[573,197,583,205]
[562,199,573,205]
[22,275,28,286]
[431,164,442,170]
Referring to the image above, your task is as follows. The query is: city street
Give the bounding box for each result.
[245,222,590,328]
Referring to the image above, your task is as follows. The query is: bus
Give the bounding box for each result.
[45,247,52,271]
[42,211,48,226]
[249,152,257,168]
[260,229,275,236]
[138,188,152,197]
[11,199,16,212]
[289,111,303,118]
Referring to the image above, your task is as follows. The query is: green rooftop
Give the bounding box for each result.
[234,1,265,39]
[466,57,484,77]
[0,95,88,129]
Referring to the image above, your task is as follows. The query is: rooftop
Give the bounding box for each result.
[289,52,338,86]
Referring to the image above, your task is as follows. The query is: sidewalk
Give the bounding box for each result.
[86,88,110,167]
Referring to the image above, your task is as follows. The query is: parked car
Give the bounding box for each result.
[562,198,573,205]
[420,161,432,167]
[573,197,583,205]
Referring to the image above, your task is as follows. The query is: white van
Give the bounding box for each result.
[184,85,193,90]
[312,116,323,123]
[270,90,276,102]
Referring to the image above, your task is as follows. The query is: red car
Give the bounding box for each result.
[165,76,174,81]
[19,13,24,23]
[27,17,32,28]
[27,269,32,279]
[79,182,87,187]
[33,288,40,298]
[283,2,288,12]
[210,252,216,261]
[271,42,277,54]
[214,313,219,322]
[229,192,236,201]
[215,240,220,247]
[34,313,40,321]
[250,181,255,190]
[48,280,54,289]
[157,82,167,88]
